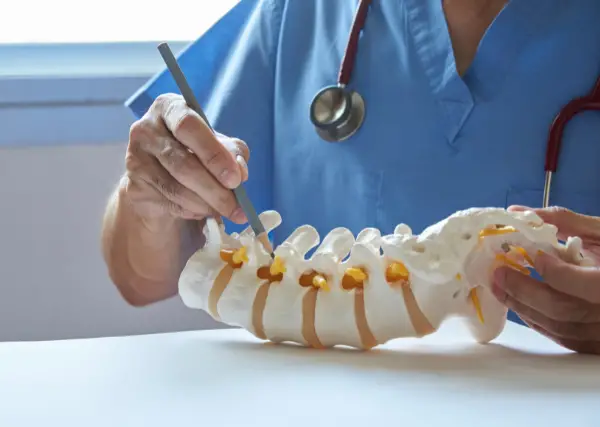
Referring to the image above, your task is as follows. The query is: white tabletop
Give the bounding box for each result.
[0,319,599,426]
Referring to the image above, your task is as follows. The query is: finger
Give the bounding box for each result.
[492,266,595,322]
[141,131,246,223]
[140,156,219,218]
[154,94,242,189]
[508,205,573,241]
[537,207,600,239]
[508,205,600,242]
[126,150,214,219]
[125,177,199,219]
[517,310,600,341]
[222,136,250,182]
[535,252,600,305]
[526,318,600,355]
[526,319,578,350]
[217,133,250,163]
[491,277,564,327]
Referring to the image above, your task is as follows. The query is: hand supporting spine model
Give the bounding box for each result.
[178,208,591,349]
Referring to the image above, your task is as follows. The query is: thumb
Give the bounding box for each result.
[508,205,600,240]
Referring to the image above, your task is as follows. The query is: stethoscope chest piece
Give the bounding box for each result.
[310,85,366,142]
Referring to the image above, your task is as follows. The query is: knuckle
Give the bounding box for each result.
[162,99,195,135]
[128,119,150,143]
[153,93,181,112]
[124,151,141,173]
[158,139,188,168]
[219,135,249,160]
[171,109,198,137]
[205,149,226,169]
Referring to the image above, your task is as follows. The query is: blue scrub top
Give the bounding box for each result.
[127,0,600,323]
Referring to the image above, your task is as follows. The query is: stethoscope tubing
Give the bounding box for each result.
[337,0,373,86]
[544,76,600,207]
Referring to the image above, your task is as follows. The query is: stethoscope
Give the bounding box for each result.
[309,0,372,142]
[311,0,600,207]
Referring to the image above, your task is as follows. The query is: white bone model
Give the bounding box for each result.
[178,208,591,350]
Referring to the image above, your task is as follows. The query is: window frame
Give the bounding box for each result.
[0,41,190,147]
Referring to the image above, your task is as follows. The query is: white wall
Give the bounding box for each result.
[0,1,254,342]
[0,88,225,342]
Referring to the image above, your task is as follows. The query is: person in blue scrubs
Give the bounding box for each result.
[101,0,600,354]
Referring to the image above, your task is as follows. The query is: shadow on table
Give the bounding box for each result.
[195,336,600,392]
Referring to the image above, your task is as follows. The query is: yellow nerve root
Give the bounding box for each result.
[346,267,368,282]
[496,253,530,275]
[312,275,330,292]
[478,226,517,238]
[511,246,534,267]
[269,256,287,276]
[386,262,409,283]
[342,267,368,290]
[469,288,484,324]
[232,247,249,265]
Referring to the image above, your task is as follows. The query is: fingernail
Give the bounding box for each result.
[220,168,241,189]
[236,155,247,168]
[236,155,249,181]
[219,168,233,187]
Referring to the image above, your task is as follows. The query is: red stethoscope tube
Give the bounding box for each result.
[544,75,600,207]
[338,0,373,86]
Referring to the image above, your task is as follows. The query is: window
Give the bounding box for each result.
[0,0,240,76]
[0,1,240,147]
[1,0,240,44]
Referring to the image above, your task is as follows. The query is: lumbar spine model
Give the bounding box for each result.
[178,208,591,350]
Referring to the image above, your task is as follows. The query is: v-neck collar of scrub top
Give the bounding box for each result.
[402,0,559,146]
